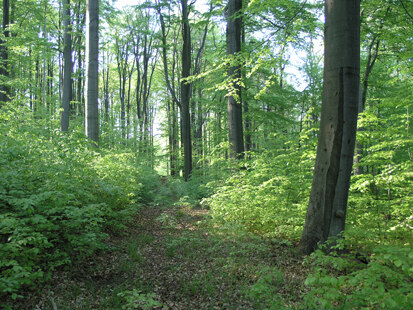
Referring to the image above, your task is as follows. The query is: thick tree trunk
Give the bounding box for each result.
[85,0,99,143]
[227,0,244,159]
[61,0,72,132]
[300,0,360,254]
[181,0,192,181]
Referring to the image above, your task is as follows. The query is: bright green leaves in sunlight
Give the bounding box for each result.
[0,104,159,298]
[304,243,413,309]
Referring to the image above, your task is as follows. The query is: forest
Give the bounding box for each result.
[0,0,412,308]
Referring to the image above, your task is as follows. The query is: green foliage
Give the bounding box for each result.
[0,104,159,298]
[347,103,413,247]
[246,266,285,309]
[118,289,165,310]
[303,244,413,309]
[204,146,314,240]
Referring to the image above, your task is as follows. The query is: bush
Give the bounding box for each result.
[303,243,413,309]
[203,148,314,240]
[0,104,159,298]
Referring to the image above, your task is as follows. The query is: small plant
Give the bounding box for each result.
[155,213,178,229]
[246,267,285,309]
[118,289,165,310]
[127,240,145,264]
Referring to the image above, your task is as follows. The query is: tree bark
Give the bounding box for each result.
[0,0,10,106]
[181,0,192,180]
[115,38,128,139]
[300,0,360,254]
[227,0,244,159]
[85,0,99,143]
[61,0,72,132]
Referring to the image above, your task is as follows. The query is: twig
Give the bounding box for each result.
[399,0,413,21]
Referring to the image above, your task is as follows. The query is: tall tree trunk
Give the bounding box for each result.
[242,24,251,153]
[102,48,110,121]
[171,100,178,176]
[77,48,83,115]
[181,0,192,181]
[0,0,10,106]
[61,0,72,132]
[227,0,244,159]
[85,0,99,143]
[34,56,40,113]
[29,48,33,110]
[42,4,47,112]
[115,38,128,140]
[75,2,84,116]
[300,0,360,254]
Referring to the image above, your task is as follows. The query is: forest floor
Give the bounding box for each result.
[16,199,309,309]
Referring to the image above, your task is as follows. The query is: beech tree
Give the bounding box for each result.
[227,0,244,158]
[180,0,192,180]
[85,0,99,143]
[60,0,72,132]
[300,0,360,254]
[156,0,193,180]
[0,0,10,105]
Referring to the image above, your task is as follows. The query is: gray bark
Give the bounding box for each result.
[300,0,360,254]
[85,0,99,143]
[0,0,10,106]
[181,0,192,181]
[227,0,244,158]
[61,0,72,132]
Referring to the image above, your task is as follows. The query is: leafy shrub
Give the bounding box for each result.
[246,266,285,309]
[303,244,413,309]
[203,148,314,240]
[0,104,159,298]
[347,108,413,248]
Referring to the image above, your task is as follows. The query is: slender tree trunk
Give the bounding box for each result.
[181,0,192,181]
[61,0,72,132]
[29,48,33,110]
[77,49,83,116]
[102,49,110,121]
[242,21,251,153]
[171,100,178,176]
[116,39,128,140]
[300,0,360,254]
[85,0,99,143]
[34,56,40,113]
[227,0,244,159]
[42,4,47,111]
[0,0,10,106]
[75,3,84,116]
[354,27,383,174]
[126,61,134,140]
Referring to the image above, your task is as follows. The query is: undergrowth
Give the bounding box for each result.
[0,104,159,301]
[303,240,413,309]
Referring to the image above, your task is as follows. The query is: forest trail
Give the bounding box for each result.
[20,200,307,310]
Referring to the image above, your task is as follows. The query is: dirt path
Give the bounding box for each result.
[18,203,307,309]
